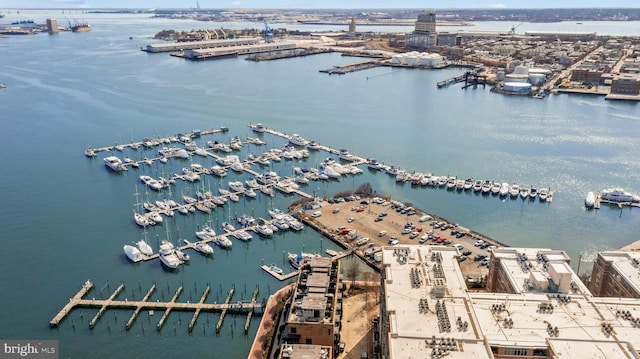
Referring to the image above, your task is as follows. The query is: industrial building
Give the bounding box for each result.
[281,257,342,358]
[380,245,640,359]
[405,10,437,50]
[143,37,261,53]
[611,74,640,95]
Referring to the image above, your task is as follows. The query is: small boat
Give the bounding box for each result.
[585,191,595,208]
[472,180,483,192]
[367,158,382,170]
[446,176,456,190]
[254,224,273,237]
[234,230,253,241]
[214,235,233,249]
[267,263,283,275]
[158,241,181,269]
[194,241,214,255]
[499,182,509,197]
[123,245,142,262]
[338,149,357,162]
[288,134,307,146]
[134,211,151,227]
[529,186,538,199]
[481,180,492,194]
[306,141,320,150]
[85,147,96,157]
[490,181,501,195]
[519,187,529,199]
[175,248,190,262]
[538,188,549,202]
[508,184,520,198]
[244,188,257,198]
[252,123,266,133]
[104,156,126,172]
[136,240,153,255]
[463,178,474,191]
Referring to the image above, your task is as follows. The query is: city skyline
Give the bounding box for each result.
[2,0,640,9]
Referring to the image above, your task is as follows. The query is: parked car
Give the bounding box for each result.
[374,217,383,222]
[474,240,485,247]
[332,208,340,214]
[347,217,355,223]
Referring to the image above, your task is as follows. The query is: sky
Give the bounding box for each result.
[2,0,640,9]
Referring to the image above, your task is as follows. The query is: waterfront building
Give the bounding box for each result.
[611,74,640,95]
[406,10,437,50]
[143,37,260,53]
[570,68,603,84]
[282,257,341,356]
[588,251,640,298]
[380,245,640,359]
[46,18,58,33]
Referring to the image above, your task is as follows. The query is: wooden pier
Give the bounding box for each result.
[244,286,260,333]
[261,265,300,281]
[216,287,235,333]
[50,282,263,333]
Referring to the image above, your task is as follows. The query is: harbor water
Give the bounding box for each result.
[0,10,639,357]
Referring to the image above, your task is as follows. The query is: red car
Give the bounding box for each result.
[355,207,364,212]
[416,227,423,232]
[338,229,351,235]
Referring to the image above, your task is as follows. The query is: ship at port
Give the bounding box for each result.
[70,21,91,32]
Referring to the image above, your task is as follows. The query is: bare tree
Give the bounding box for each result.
[345,259,360,289]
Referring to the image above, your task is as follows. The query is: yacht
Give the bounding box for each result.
[244,188,257,198]
[499,183,509,197]
[252,123,266,133]
[134,212,151,227]
[585,191,596,208]
[367,158,382,170]
[287,218,304,231]
[473,180,482,192]
[600,188,639,203]
[140,175,162,191]
[338,149,357,162]
[481,180,492,194]
[158,241,181,269]
[196,225,216,241]
[214,235,233,249]
[194,241,214,255]
[288,134,307,146]
[104,156,126,172]
[228,181,245,193]
[463,178,474,191]
[234,229,253,241]
[490,181,501,195]
[273,219,290,231]
[254,224,273,237]
[210,165,227,177]
[538,188,549,202]
[136,240,153,255]
[509,184,520,198]
[306,140,320,150]
[123,245,142,262]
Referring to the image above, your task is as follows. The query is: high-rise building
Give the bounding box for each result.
[46,18,58,33]
[406,10,437,50]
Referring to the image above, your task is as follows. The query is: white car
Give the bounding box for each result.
[419,234,429,244]
[378,230,387,237]
[474,240,485,247]
[419,215,432,222]
[311,211,322,218]
[347,217,355,223]
[389,239,399,245]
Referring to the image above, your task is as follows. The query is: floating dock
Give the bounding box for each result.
[50,281,264,333]
[319,59,380,75]
[261,265,300,281]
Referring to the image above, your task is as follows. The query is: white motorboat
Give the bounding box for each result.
[454,179,465,191]
[149,212,163,223]
[85,147,97,157]
[210,165,227,177]
[104,156,126,172]
[538,188,549,202]
[252,123,266,133]
[287,219,304,231]
[175,248,190,262]
[499,182,509,197]
[234,230,253,241]
[600,188,639,203]
[529,186,538,199]
[288,252,319,269]
[322,166,341,179]
[222,222,236,233]
[228,193,240,202]
[339,149,357,162]
[194,241,214,255]
[306,140,320,150]
[136,240,153,255]
[228,181,245,193]
[481,180,492,194]
[237,214,257,227]
[463,178,474,190]
[267,263,284,275]
[134,211,151,227]
[509,184,520,198]
[124,245,142,262]
[367,158,382,170]
[273,219,290,230]
[585,191,596,208]
[158,241,181,269]
[519,187,529,199]
[490,181,501,195]
[260,186,274,197]
[140,175,162,191]
[214,235,233,249]
[288,134,307,146]
[183,195,197,204]
[254,224,273,237]
[230,161,245,172]
[446,176,456,190]
[244,188,257,198]
[196,225,217,241]
[245,179,259,188]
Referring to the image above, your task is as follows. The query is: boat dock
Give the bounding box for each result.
[319,59,380,75]
[261,265,300,281]
[246,48,332,62]
[50,281,264,333]
[437,71,487,89]
[244,286,260,333]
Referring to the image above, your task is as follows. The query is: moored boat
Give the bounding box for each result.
[123,245,142,262]
[585,191,595,208]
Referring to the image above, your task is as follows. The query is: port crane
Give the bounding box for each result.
[508,22,524,35]
[264,20,273,43]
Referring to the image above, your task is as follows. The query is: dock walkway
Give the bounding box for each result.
[50,282,263,332]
